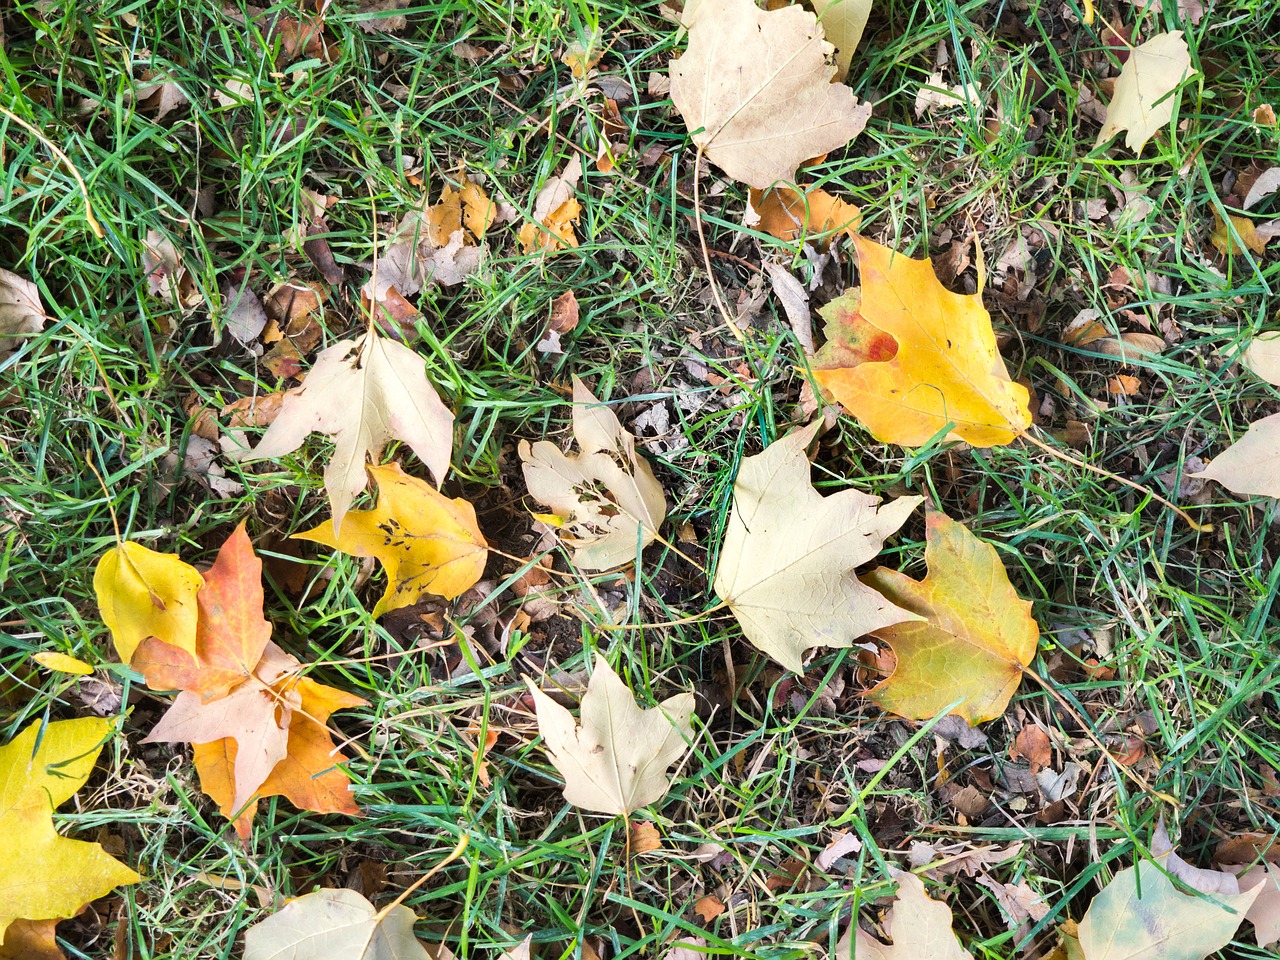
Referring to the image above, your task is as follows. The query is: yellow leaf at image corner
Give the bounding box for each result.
[295,462,487,617]
[32,651,93,675]
[862,511,1039,725]
[813,234,1032,447]
[749,185,861,246]
[93,541,203,664]
[0,718,140,939]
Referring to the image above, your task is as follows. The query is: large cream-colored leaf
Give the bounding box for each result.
[669,0,871,189]
[1079,859,1259,960]
[713,421,921,674]
[1190,412,1280,499]
[519,376,666,571]
[525,654,694,817]
[0,718,140,939]
[833,870,973,960]
[243,887,429,960]
[241,330,454,534]
[1095,31,1195,154]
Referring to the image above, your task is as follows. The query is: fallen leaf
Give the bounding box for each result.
[1152,819,1246,897]
[295,462,487,617]
[0,268,44,357]
[977,876,1049,927]
[813,235,1032,447]
[1241,332,1280,385]
[243,888,428,960]
[763,262,814,354]
[1095,31,1195,154]
[1244,167,1280,210]
[813,0,872,82]
[518,158,583,253]
[350,0,413,34]
[862,511,1039,725]
[1211,210,1271,256]
[562,28,604,78]
[219,278,269,345]
[1078,858,1259,960]
[548,290,580,335]
[1011,724,1052,773]
[131,522,272,701]
[0,718,140,940]
[834,869,973,960]
[499,936,533,960]
[136,74,189,119]
[669,0,871,189]
[525,654,695,816]
[241,331,454,534]
[1189,414,1280,499]
[142,229,200,306]
[712,420,922,673]
[32,651,93,675]
[915,71,983,117]
[815,830,863,871]
[630,822,664,854]
[1120,0,1204,25]
[0,919,62,960]
[694,896,725,921]
[1234,862,1280,947]
[519,376,667,571]
[750,185,861,245]
[94,540,204,664]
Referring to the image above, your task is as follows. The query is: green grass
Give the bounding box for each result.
[3,0,1280,957]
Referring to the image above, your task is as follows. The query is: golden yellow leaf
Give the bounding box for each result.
[295,462,487,617]
[812,234,1031,447]
[32,652,93,675]
[93,540,203,664]
[0,718,140,939]
[1210,210,1271,256]
[750,185,861,245]
[862,511,1039,725]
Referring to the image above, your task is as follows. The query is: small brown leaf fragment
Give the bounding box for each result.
[303,223,344,285]
[1255,104,1277,127]
[222,391,287,430]
[1011,724,1052,773]
[750,185,860,246]
[562,29,604,79]
[693,895,725,922]
[1211,210,1271,256]
[1106,374,1142,396]
[0,268,45,358]
[630,822,663,854]
[1061,309,1110,346]
[0,918,63,960]
[549,290,580,335]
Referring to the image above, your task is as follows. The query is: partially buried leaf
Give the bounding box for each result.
[0,268,44,357]
[812,235,1032,447]
[518,158,583,253]
[832,870,973,960]
[1210,211,1275,257]
[0,718,140,940]
[862,511,1039,725]
[519,376,667,571]
[813,0,873,83]
[0,919,63,960]
[712,421,922,674]
[669,0,871,189]
[240,330,454,534]
[94,540,204,664]
[244,887,428,960]
[1078,858,1259,960]
[1234,861,1280,948]
[1189,413,1280,499]
[131,522,272,701]
[526,654,694,816]
[750,185,861,246]
[1095,31,1195,154]
[295,462,487,617]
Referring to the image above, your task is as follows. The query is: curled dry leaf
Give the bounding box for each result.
[833,870,973,960]
[295,462,487,617]
[0,718,140,941]
[94,540,204,664]
[244,888,429,960]
[519,376,666,571]
[862,511,1039,725]
[669,0,871,189]
[0,268,44,357]
[1095,31,1195,154]
[812,235,1032,447]
[241,330,454,535]
[525,654,695,816]
[518,157,583,253]
[712,421,922,674]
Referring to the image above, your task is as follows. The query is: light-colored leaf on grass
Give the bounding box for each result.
[1095,31,1194,154]
[243,887,428,960]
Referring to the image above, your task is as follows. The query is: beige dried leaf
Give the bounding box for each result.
[241,330,454,534]
[525,654,694,817]
[813,0,873,82]
[712,421,921,673]
[669,0,871,189]
[0,268,44,357]
[833,870,973,960]
[1095,31,1195,154]
[1241,332,1280,386]
[243,887,429,960]
[519,376,666,571]
[1190,413,1280,499]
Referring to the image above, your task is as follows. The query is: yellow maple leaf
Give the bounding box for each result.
[861,511,1039,725]
[0,718,140,939]
[93,541,204,664]
[295,462,487,617]
[813,234,1032,447]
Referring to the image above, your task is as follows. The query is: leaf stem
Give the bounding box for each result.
[377,832,470,919]
[0,104,104,239]
[692,144,745,344]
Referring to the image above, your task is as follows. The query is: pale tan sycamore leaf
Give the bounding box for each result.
[712,421,922,674]
[669,0,871,189]
[243,887,429,960]
[525,654,695,817]
[832,870,973,960]
[1233,862,1280,948]
[1095,31,1195,154]
[813,0,873,82]
[0,268,44,357]
[1189,413,1280,499]
[1078,859,1259,960]
[519,376,666,571]
[1241,332,1280,385]
[240,330,454,534]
